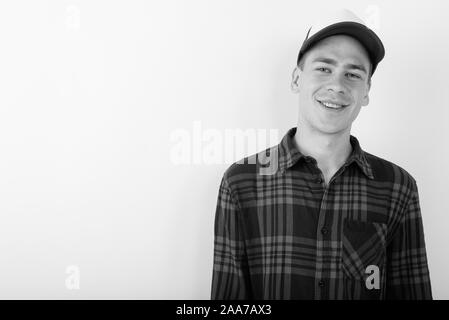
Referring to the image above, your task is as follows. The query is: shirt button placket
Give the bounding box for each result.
[315,174,330,298]
[321,227,329,236]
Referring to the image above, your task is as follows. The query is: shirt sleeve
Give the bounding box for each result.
[211,175,252,300]
[385,180,432,299]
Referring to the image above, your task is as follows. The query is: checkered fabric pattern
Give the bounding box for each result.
[211,127,432,300]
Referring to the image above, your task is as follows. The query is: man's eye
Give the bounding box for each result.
[347,73,361,79]
[316,67,330,73]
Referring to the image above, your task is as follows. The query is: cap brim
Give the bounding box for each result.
[297,22,385,75]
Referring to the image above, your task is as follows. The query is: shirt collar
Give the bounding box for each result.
[277,127,374,179]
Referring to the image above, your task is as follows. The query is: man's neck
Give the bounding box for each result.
[293,124,353,181]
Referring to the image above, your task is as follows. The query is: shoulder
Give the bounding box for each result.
[221,145,278,188]
[364,151,418,191]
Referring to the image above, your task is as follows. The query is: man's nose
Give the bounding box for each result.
[326,73,346,95]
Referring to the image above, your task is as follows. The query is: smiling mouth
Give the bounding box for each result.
[317,99,349,110]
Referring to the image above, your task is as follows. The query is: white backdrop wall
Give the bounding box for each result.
[0,0,448,299]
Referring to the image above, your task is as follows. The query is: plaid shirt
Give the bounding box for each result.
[211,127,432,300]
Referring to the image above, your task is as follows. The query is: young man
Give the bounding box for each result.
[211,9,432,299]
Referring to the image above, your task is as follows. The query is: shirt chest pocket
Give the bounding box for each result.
[341,219,388,299]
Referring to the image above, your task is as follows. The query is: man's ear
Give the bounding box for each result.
[361,79,371,106]
[291,66,301,93]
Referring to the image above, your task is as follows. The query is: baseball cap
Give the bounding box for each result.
[296,8,385,75]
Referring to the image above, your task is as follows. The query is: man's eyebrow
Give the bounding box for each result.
[311,57,368,74]
[312,57,338,66]
[346,63,368,74]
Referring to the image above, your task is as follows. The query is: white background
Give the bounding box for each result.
[0,0,448,299]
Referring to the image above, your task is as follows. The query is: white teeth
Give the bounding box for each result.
[320,101,344,109]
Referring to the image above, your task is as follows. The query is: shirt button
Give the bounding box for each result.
[318,280,325,287]
[316,177,323,184]
[321,227,329,235]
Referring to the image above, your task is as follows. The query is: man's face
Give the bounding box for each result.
[292,35,371,135]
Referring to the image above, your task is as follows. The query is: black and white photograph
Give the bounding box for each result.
[0,0,448,307]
